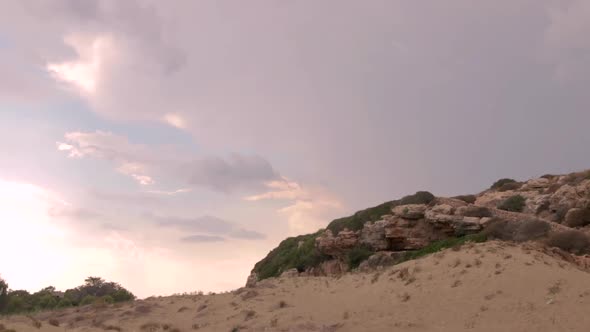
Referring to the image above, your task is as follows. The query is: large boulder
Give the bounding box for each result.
[316,229,359,257]
[521,178,550,190]
[280,268,299,278]
[455,205,492,218]
[392,204,427,219]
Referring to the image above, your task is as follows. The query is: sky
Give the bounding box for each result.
[1,0,590,298]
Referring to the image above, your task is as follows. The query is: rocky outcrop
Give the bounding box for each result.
[246,272,258,288]
[391,204,427,219]
[316,229,359,257]
[359,219,389,251]
[248,168,590,285]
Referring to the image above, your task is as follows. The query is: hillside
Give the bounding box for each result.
[1,241,590,331]
[248,169,590,284]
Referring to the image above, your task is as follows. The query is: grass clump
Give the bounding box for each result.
[401,233,488,263]
[497,195,526,212]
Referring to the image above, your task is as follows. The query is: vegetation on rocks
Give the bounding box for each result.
[327,191,434,235]
[347,245,374,269]
[0,276,134,315]
[252,230,329,280]
[490,178,517,190]
[400,233,488,263]
[498,195,526,212]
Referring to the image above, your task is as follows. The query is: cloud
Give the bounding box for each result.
[245,177,344,233]
[180,235,225,243]
[149,214,266,241]
[57,131,279,191]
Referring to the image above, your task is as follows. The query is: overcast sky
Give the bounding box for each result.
[1,0,590,298]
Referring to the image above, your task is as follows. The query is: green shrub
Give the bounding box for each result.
[491,178,517,190]
[497,195,526,212]
[453,195,476,204]
[399,191,435,205]
[56,298,72,308]
[80,295,96,306]
[347,246,374,269]
[112,289,135,303]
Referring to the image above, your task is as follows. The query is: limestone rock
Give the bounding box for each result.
[360,219,389,251]
[280,268,299,278]
[384,217,445,250]
[245,272,258,288]
[430,204,454,215]
[455,205,492,218]
[522,178,550,190]
[392,204,427,219]
[306,260,348,277]
[316,229,359,257]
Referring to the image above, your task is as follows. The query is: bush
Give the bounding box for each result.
[546,230,590,255]
[399,191,435,205]
[563,208,590,228]
[484,219,550,242]
[347,246,373,269]
[498,195,526,212]
[327,201,395,234]
[112,289,135,303]
[56,298,72,308]
[453,195,476,204]
[491,178,517,190]
[80,295,96,306]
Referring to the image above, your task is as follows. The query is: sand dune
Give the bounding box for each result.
[2,241,590,332]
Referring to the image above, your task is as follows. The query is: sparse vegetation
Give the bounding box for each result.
[0,276,135,315]
[497,195,526,212]
[401,233,488,263]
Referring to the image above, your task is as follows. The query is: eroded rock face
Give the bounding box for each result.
[280,268,299,278]
[392,204,427,219]
[384,217,445,250]
[316,229,359,257]
[245,272,258,288]
[360,219,389,251]
[305,260,348,277]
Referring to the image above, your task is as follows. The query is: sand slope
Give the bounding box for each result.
[2,241,590,332]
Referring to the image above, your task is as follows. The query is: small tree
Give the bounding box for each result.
[0,276,8,312]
